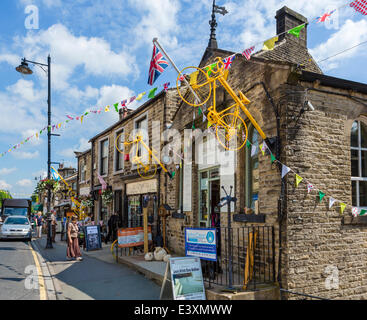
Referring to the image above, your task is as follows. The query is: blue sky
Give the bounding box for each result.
[0,0,366,198]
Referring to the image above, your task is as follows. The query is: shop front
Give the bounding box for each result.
[125,179,159,238]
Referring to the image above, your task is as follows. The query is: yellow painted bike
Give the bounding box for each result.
[176,57,267,151]
[115,132,171,180]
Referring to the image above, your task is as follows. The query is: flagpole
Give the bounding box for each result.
[153,38,202,104]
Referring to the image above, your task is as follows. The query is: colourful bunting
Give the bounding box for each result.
[329,197,336,209]
[246,141,251,149]
[307,183,314,194]
[263,36,279,51]
[319,191,325,203]
[352,207,359,217]
[295,174,303,187]
[148,88,157,99]
[359,209,367,216]
[105,106,110,112]
[271,153,276,164]
[251,144,257,157]
[288,24,305,38]
[350,0,367,16]
[136,92,146,101]
[340,203,346,214]
[281,165,291,178]
[242,46,255,60]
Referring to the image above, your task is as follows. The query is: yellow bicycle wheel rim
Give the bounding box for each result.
[137,162,157,180]
[176,66,211,107]
[216,113,248,151]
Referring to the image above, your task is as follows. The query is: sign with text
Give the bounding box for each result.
[185,228,217,261]
[117,227,152,248]
[170,257,206,300]
[85,225,102,251]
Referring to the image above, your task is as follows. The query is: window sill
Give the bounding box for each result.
[343,216,367,225]
[113,170,124,176]
[233,214,266,223]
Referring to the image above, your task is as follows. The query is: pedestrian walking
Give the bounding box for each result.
[51,211,57,242]
[66,216,83,261]
[61,217,66,241]
[35,211,43,238]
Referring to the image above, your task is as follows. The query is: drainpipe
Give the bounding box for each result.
[244,81,284,292]
[91,142,95,222]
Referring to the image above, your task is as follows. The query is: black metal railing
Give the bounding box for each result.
[201,226,276,290]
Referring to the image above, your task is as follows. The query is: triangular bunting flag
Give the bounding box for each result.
[136,92,146,101]
[352,207,359,217]
[287,24,305,38]
[307,183,314,194]
[319,191,325,203]
[246,141,251,149]
[263,36,279,51]
[340,203,346,214]
[360,209,367,216]
[329,197,336,209]
[114,103,119,112]
[206,63,217,76]
[148,88,157,99]
[105,106,110,112]
[281,165,291,178]
[295,174,303,187]
[271,154,276,164]
[251,145,257,157]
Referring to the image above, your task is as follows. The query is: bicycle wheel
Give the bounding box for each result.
[176,66,211,107]
[216,113,248,151]
[137,162,157,180]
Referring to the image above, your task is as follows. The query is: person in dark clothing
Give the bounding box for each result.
[107,212,119,243]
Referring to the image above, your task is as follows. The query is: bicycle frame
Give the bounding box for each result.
[203,58,267,141]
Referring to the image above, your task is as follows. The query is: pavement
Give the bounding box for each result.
[32,234,161,300]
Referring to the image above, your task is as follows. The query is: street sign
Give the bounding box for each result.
[185,228,217,261]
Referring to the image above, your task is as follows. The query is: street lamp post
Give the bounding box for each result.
[16,56,53,249]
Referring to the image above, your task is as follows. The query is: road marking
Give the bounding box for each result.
[29,242,47,300]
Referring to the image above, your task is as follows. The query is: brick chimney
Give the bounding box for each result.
[275,6,308,48]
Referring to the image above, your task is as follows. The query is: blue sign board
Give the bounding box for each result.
[185,228,217,261]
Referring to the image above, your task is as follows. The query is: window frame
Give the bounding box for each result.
[351,120,367,208]
[99,137,109,177]
[114,128,125,174]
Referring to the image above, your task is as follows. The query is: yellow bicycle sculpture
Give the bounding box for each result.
[176,57,267,151]
[115,132,171,180]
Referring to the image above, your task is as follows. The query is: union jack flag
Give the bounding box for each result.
[121,100,127,107]
[163,82,170,92]
[223,55,235,70]
[148,45,169,86]
[350,0,367,15]
[242,46,255,61]
[316,10,336,23]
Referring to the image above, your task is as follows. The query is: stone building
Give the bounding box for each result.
[87,88,180,239]
[75,149,92,217]
[162,6,367,300]
[72,5,367,299]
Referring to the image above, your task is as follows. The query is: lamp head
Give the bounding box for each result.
[16,59,33,75]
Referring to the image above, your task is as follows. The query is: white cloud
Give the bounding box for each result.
[130,0,180,50]
[17,179,33,187]
[12,24,138,91]
[0,168,17,175]
[0,180,12,190]
[310,19,367,71]
[12,150,40,159]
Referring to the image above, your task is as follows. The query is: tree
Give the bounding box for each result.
[0,190,12,207]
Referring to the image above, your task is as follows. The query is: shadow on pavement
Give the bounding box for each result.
[33,236,160,300]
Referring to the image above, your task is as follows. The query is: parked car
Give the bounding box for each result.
[0,216,32,241]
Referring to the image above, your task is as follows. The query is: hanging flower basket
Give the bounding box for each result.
[81,199,94,208]
[101,189,113,205]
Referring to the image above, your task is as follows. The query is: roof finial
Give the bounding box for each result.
[208,0,228,49]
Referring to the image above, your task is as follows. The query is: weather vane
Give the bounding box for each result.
[208,0,228,49]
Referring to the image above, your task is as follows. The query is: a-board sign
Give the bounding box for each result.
[117,227,152,248]
[185,228,217,261]
[160,257,206,300]
[85,225,102,251]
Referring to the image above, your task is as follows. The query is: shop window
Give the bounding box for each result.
[80,159,86,182]
[351,121,367,208]
[99,138,109,176]
[199,168,220,227]
[115,129,124,172]
[245,124,259,211]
